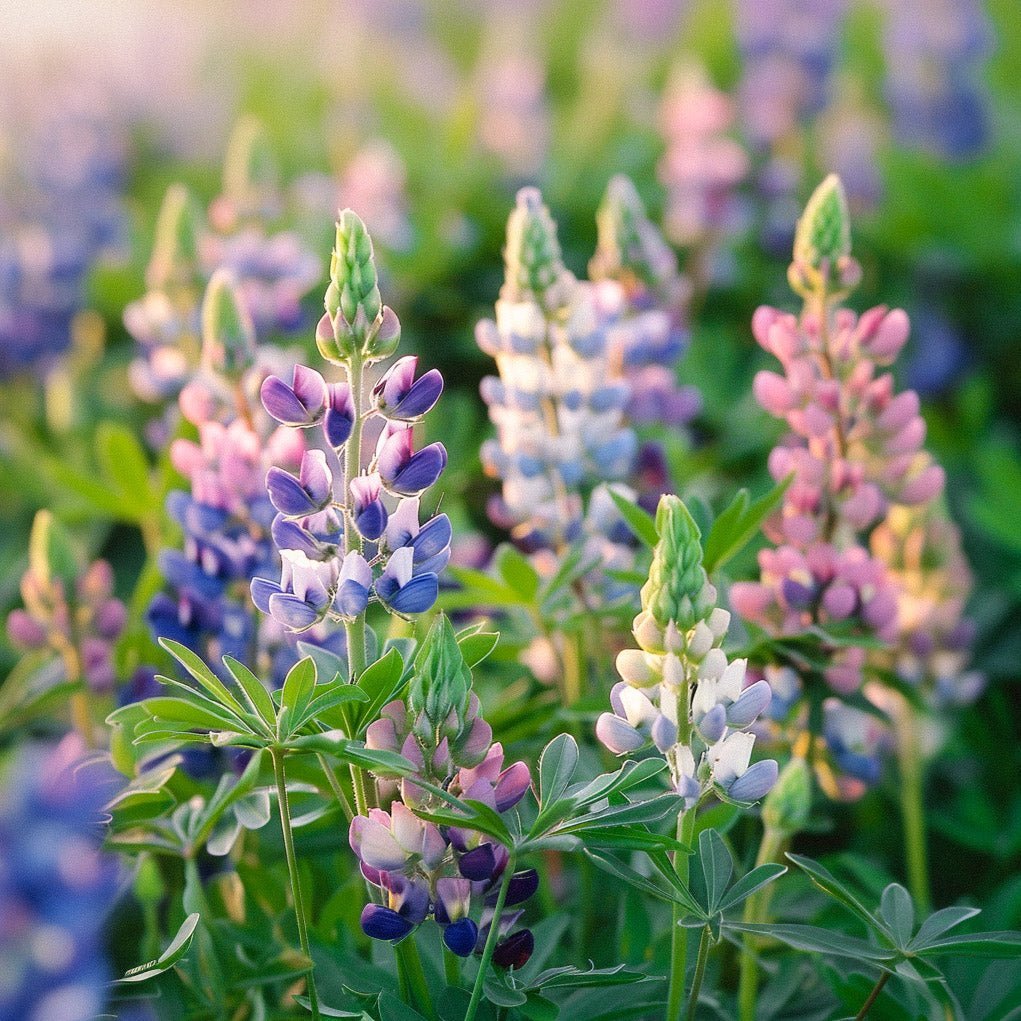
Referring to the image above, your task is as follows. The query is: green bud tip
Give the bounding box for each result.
[222,115,278,206]
[29,510,79,587]
[502,187,568,304]
[410,615,473,736]
[200,269,255,378]
[641,495,711,630]
[328,209,382,335]
[794,173,851,272]
[762,756,813,837]
[146,183,200,291]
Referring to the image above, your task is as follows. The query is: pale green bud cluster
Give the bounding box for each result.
[221,114,279,220]
[408,616,474,747]
[638,496,718,645]
[789,174,861,301]
[318,209,400,364]
[501,187,573,309]
[200,269,256,379]
[145,183,201,292]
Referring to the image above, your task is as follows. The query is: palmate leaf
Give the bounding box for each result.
[585,848,702,917]
[718,863,788,913]
[285,733,415,778]
[278,656,318,737]
[119,913,200,983]
[919,932,1021,958]
[879,883,915,947]
[698,829,734,914]
[787,854,891,940]
[538,733,580,808]
[910,906,983,948]
[158,638,251,720]
[729,922,894,962]
[222,655,277,727]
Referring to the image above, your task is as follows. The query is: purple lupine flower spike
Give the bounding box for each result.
[374,355,444,421]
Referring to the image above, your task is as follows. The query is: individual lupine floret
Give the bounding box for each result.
[478,187,636,550]
[7,512,127,696]
[731,175,940,695]
[252,209,449,636]
[597,496,778,808]
[352,617,536,961]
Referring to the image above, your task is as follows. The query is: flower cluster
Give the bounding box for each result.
[7,512,126,695]
[657,62,748,253]
[0,84,126,376]
[252,209,449,632]
[148,271,332,684]
[870,506,983,708]
[351,617,535,961]
[478,186,636,551]
[0,736,119,1021]
[731,175,942,694]
[881,0,991,159]
[126,118,319,410]
[597,495,778,808]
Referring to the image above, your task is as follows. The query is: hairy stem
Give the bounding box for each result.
[666,810,696,1021]
[685,925,711,1021]
[271,749,320,1020]
[465,853,515,1021]
[737,826,786,1021]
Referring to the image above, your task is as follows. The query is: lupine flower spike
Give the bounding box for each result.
[598,495,777,806]
[353,616,535,963]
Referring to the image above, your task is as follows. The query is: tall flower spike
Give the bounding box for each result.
[200,269,256,380]
[598,496,777,808]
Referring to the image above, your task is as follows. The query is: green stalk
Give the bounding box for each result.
[736,826,786,1021]
[894,695,930,913]
[271,749,320,1020]
[685,925,711,1021]
[465,854,515,1021]
[395,935,436,1019]
[443,947,462,988]
[666,810,697,1021]
[315,752,354,822]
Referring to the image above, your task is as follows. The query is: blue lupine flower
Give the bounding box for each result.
[375,424,448,496]
[266,450,333,517]
[349,474,389,541]
[251,549,338,631]
[374,355,444,421]
[375,547,439,616]
[261,364,329,427]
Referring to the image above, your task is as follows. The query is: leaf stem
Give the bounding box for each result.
[315,752,354,822]
[685,925,711,1021]
[465,853,515,1021]
[737,825,786,1021]
[666,810,696,1021]
[855,971,890,1020]
[894,693,930,913]
[395,935,436,1019]
[271,748,320,1020]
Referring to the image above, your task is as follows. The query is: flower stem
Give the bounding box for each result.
[737,826,786,1021]
[666,810,696,1021]
[465,853,514,1021]
[894,694,930,913]
[395,935,436,1019]
[855,971,890,1020]
[315,752,354,822]
[271,748,320,1020]
[685,925,711,1021]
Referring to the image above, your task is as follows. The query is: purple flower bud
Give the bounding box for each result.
[596,712,645,754]
[726,679,773,728]
[697,704,727,744]
[494,761,531,812]
[7,609,47,648]
[360,903,414,942]
[443,917,479,957]
[260,365,328,427]
[651,714,677,753]
[458,843,498,882]
[781,577,816,611]
[375,425,447,496]
[349,474,388,541]
[493,869,539,908]
[324,382,355,448]
[374,355,444,421]
[493,929,534,970]
[727,759,779,803]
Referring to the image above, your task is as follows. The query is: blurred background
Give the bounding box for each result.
[1,0,1020,965]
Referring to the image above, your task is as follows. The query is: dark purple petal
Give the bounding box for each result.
[266,466,317,517]
[360,903,414,942]
[458,843,497,882]
[781,578,816,611]
[381,573,438,616]
[267,592,321,630]
[488,869,538,908]
[443,917,479,958]
[493,929,534,970]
